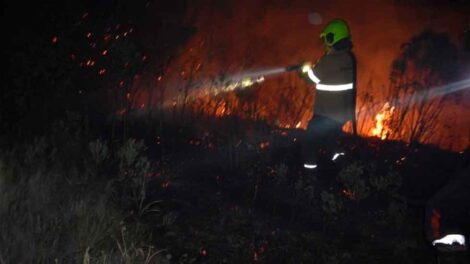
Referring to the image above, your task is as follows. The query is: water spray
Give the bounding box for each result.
[209,63,308,95]
[160,62,312,109]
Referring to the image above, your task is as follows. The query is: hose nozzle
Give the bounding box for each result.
[285,62,312,73]
[285,64,301,72]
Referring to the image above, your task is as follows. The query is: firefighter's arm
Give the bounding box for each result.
[298,59,323,85]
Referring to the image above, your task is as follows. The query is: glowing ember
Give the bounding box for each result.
[371,102,395,140]
[259,142,270,149]
[342,189,355,200]
[161,181,170,188]
[117,108,127,116]
[253,251,259,261]
[98,69,106,75]
[86,59,95,67]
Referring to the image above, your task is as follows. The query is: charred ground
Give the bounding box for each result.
[1,112,469,263]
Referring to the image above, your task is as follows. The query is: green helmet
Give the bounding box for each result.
[320,19,351,47]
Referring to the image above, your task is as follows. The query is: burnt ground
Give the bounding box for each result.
[1,114,468,263]
[126,115,469,263]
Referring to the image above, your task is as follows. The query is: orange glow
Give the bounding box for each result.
[370,103,395,140]
[132,0,468,151]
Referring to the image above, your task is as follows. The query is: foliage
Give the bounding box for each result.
[320,190,344,217]
[0,132,162,263]
[388,29,460,144]
[337,162,370,201]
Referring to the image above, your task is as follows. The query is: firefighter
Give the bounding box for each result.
[298,19,357,170]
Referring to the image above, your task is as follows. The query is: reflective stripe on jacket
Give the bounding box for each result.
[306,49,356,123]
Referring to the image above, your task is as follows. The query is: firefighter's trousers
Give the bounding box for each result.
[300,115,344,164]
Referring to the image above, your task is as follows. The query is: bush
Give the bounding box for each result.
[0,135,162,263]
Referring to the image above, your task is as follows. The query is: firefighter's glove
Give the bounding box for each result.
[298,62,312,80]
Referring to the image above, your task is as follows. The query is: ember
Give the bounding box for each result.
[342,189,355,200]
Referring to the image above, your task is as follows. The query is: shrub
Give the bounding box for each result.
[0,136,162,263]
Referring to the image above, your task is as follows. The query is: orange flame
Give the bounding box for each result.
[371,102,395,140]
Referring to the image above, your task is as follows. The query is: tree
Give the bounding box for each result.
[387,30,459,144]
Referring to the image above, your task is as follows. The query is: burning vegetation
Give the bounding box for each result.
[2,0,470,263]
[371,102,395,140]
[126,0,469,151]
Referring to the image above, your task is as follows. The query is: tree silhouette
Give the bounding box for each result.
[388,30,459,144]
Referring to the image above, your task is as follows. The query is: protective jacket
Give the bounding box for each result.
[307,45,356,124]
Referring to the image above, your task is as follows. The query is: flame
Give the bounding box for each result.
[371,102,395,140]
[215,102,228,117]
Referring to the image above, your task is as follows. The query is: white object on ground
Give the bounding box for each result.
[304,163,318,169]
[332,152,345,161]
[432,234,466,246]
